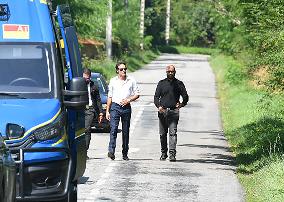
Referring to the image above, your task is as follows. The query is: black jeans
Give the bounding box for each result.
[158,109,179,156]
[108,103,131,155]
[85,107,95,150]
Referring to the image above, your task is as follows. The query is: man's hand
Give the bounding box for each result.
[158,106,166,113]
[106,111,110,121]
[98,113,103,123]
[175,102,183,109]
[120,98,131,107]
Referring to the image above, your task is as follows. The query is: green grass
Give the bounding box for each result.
[157,45,220,55]
[240,157,284,202]
[210,53,284,201]
[174,46,220,55]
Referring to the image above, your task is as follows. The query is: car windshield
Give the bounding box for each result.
[92,75,108,94]
[0,43,55,98]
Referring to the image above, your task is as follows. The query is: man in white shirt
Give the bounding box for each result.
[106,62,140,160]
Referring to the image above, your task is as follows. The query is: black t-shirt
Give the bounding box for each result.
[154,78,188,108]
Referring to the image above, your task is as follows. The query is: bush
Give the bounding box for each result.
[221,57,247,85]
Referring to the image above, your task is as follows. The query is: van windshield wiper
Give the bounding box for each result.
[0,93,27,99]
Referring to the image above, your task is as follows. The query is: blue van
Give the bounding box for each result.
[0,1,88,201]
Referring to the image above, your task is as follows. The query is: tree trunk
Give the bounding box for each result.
[139,0,145,50]
[165,0,171,45]
[106,0,112,59]
[124,0,129,50]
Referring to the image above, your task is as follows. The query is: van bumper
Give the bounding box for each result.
[15,148,72,201]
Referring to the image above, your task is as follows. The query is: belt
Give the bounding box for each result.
[86,105,94,110]
[165,106,176,110]
[112,102,131,108]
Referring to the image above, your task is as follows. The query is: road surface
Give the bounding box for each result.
[78,54,245,202]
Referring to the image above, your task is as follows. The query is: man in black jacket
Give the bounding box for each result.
[154,65,189,162]
[83,68,103,155]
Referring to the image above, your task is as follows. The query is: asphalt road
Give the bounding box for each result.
[78,54,245,202]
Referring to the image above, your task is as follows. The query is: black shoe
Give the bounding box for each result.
[122,155,129,161]
[108,152,115,160]
[160,153,168,161]
[169,155,176,162]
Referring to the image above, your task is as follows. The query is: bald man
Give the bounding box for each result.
[154,65,189,162]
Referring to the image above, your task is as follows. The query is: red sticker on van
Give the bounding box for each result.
[3,24,30,39]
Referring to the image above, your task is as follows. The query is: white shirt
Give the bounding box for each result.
[87,83,93,106]
[108,76,140,104]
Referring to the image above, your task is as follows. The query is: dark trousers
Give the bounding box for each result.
[158,109,179,156]
[108,103,131,155]
[85,107,95,150]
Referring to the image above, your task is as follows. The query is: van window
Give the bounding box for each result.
[0,45,43,59]
[0,44,52,94]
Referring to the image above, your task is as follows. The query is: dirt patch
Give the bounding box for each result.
[249,66,270,89]
[78,38,105,59]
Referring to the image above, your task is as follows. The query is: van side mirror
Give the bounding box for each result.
[63,77,88,109]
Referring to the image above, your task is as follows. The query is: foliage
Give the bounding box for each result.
[216,0,284,91]
[82,50,159,81]
[144,0,167,46]
[145,0,220,47]
[156,46,179,54]
[55,0,284,91]
[224,60,248,85]
[171,0,218,47]
[112,0,141,53]
[67,0,107,40]
[82,57,115,81]
[54,0,144,57]
[213,0,244,53]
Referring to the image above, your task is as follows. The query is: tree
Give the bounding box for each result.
[106,0,112,59]
[165,0,171,45]
[139,0,145,50]
[112,0,141,53]
[145,0,167,46]
[170,0,217,47]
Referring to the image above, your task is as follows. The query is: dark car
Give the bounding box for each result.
[0,137,16,202]
[91,72,110,132]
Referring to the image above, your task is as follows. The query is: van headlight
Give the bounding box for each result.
[6,123,25,139]
[33,113,65,141]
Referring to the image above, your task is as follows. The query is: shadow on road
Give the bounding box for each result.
[128,158,154,161]
[176,156,235,166]
[78,176,89,184]
[178,129,223,134]
[178,143,230,151]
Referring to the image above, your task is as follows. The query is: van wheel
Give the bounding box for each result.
[64,181,77,202]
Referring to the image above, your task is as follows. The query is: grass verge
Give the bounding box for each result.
[210,54,284,202]
[157,45,220,55]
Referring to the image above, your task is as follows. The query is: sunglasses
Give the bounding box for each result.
[166,70,175,73]
[118,68,127,71]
